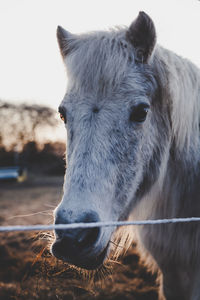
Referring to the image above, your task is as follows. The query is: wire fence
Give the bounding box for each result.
[1,217,200,232]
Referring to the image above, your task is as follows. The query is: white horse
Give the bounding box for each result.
[51,12,200,300]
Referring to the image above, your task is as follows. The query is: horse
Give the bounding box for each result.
[51,11,200,300]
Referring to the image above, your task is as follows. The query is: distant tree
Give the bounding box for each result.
[0,101,59,150]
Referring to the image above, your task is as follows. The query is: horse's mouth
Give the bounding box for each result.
[51,241,109,270]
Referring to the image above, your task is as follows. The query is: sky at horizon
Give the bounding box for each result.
[0,0,199,109]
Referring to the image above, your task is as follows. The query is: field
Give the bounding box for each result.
[0,175,158,300]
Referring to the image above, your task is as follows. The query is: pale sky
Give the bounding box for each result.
[0,0,199,109]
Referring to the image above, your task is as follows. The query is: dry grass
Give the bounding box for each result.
[0,175,158,300]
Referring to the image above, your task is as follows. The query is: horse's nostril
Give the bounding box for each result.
[54,210,101,249]
[77,227,100,248]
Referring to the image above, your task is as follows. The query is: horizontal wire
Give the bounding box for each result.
[1,217,200,232]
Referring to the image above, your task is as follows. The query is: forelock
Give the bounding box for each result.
[64,29,135,96]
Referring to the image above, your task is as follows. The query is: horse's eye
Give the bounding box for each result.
[130,103,150,123]
[60,113,66,123]
[58,106,67,123]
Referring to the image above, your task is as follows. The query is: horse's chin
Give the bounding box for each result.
[51,242,109,270]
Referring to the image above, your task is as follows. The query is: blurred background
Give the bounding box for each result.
[0,101,66,177]
[0,0,200,179]
[0,0,200,180]
[0,1,200,299]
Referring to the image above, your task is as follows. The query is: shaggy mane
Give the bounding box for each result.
[64,29,135,96]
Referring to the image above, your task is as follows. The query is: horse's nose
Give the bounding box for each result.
[52,210,101,260]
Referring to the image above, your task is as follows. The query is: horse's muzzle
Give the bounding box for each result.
[51,210,108,269]
[51,237,109,269]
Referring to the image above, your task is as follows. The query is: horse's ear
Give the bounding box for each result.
[57,26,74,57]
[126,11,156,63]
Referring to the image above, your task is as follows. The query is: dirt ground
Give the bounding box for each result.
[0,175,159,300]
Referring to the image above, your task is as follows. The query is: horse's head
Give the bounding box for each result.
[51,12,170,269]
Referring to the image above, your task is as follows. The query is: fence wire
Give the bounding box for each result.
[1,217,200,232]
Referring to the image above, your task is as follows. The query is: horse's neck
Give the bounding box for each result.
[147,46,200,218]
[133,148,200,221]
[160,153,200,217]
